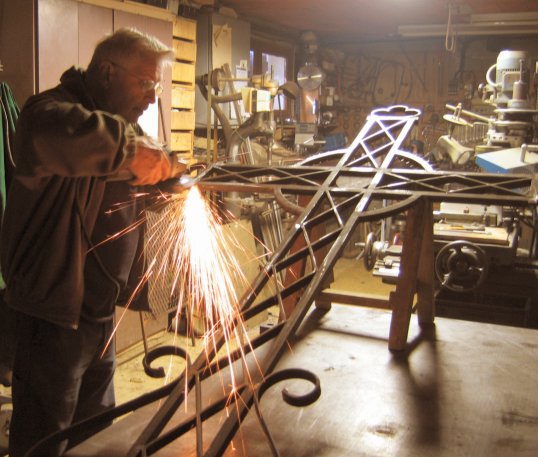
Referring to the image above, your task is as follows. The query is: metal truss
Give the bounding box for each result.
[37,106,536,457]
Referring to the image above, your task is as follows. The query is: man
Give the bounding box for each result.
[0,27,183,456]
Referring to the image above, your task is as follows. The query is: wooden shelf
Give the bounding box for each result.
[171,85,195,110]
[170,15,197,158]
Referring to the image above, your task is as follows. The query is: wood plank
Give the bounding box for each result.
[171,110,195,130]
[173,16,196,41]
[173,38,196,62]
[317,289,391,310]
[434,223,510,246]
[170,131,193,151]
[172,61,195,85]
[388,199,427,351]
[171,85,195,109]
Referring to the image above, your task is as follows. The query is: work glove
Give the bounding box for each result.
[128,137,187,185]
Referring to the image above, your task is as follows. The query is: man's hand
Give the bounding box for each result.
[128,137,173,185]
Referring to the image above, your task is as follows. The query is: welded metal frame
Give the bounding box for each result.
[34,106,536,457]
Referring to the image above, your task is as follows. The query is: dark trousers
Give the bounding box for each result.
[0,292,16,385]
[9,314,116,457]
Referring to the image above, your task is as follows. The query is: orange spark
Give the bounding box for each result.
[143,185,260,395]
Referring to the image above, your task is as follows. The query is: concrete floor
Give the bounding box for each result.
[93,256,538,457]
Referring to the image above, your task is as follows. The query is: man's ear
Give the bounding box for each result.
[99,61,114,88]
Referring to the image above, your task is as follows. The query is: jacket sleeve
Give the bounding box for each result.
[14,90,136,178]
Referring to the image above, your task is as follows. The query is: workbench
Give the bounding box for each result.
[65,304,538,457]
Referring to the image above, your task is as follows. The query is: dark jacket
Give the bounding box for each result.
[0,67,149,329]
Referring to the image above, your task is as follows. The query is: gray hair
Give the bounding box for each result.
[87,27,173,72]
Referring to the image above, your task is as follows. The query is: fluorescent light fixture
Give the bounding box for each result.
[399,10,538,37]
[470,12,538,24]
[398,20,538,37]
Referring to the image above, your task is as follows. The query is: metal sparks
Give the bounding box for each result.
[143,185,260,396]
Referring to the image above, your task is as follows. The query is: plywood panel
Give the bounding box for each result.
[114,307,168,354]
[78,3,113,69]
[38,0,78,91]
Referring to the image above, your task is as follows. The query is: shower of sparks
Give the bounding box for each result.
[143,185,260,396]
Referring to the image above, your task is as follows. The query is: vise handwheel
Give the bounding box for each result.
[434,240,489,292]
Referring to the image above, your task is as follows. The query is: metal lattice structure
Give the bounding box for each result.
[33,106,537,457]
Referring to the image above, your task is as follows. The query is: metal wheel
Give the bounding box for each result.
[434,240,489,292]
[363,232,377,270]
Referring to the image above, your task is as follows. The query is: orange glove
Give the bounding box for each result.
[128,137,173,185]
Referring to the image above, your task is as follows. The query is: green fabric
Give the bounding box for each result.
[0,82,20,288]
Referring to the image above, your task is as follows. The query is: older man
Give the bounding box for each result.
[0,27,183,456]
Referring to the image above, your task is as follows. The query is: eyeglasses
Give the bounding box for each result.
[109,61,163,96]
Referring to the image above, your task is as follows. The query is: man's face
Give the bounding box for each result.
[104,56,163,123]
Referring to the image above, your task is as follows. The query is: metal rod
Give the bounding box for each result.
[446,103,491,123]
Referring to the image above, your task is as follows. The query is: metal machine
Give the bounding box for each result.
[369,51,538,297]
[436,49,538,173]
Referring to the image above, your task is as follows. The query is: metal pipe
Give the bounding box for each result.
[446,103,491,123]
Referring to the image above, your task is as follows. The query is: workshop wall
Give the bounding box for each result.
[315,35,538,154]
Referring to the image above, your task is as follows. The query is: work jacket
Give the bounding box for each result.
[0,67,150,329]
